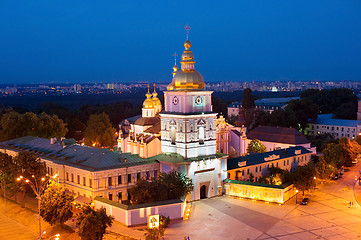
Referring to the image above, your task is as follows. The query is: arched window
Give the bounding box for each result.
[170,127,176,145]
[199,126,204,145]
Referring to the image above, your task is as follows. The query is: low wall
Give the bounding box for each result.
[224,179,295,204]
[94,197,185,226]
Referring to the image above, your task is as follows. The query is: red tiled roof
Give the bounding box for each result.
[247,126,310,145]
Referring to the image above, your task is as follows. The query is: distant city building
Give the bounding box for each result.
[305,114,361,139]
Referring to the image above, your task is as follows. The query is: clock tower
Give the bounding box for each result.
[159,25,227,200]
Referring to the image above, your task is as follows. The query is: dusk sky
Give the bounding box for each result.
[1,1,361,84]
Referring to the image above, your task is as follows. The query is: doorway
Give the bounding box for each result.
[200,185,207,199]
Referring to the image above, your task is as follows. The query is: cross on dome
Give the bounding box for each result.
[184,24,191,40]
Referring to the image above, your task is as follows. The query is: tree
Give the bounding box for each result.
[40,182,74,226]
[247,139,267,153]
[144,227,165,240]
[157,171,193,200]
[36,112,67,139]
[76,205,114,240]
[339,137,361,166]
[322,142,344,168]
[13,151,46,205]
[285,99,319,133]
[0,111,67,141]
[128,171,193,205]
[242,88,255,109]
[301,88,357,119]
[84,113,116,149]
[293,162,316,195]
[0,152,18,210]
[315,156,336,180]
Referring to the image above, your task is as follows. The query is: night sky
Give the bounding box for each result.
[1,1,361,84]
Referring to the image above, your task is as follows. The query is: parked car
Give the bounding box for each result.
[300,198,310,205]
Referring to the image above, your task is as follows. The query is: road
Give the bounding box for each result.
[165,163,361,240]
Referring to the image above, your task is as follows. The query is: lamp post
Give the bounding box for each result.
[295,189,299,204]
[17,174,57,240]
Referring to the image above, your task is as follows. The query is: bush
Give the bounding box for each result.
[159,215,170,228]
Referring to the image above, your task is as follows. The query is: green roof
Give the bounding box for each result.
[224,179,291,189]
[149,152,228,164]
[94,196,183,210]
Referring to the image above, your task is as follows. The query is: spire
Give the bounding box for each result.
[152,84,162,112]
[181,24,195,72]
[172,52,179,76]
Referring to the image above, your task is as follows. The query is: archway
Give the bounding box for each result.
[200,185,207,199]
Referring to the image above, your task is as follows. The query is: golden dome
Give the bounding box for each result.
[143,87,155,109]
[152,84,162,106]
[167,25,205,91]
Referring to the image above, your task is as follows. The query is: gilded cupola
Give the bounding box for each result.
[152,84,162,113]
[167,24,205,91]
[143,86,155,109]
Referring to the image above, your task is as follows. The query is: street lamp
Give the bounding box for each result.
[17,173,58,240]
[295,189,299,204]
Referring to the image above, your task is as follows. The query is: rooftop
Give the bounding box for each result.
[247,126,310,145]
[0,136,157,171]
[254,97,299,107]
[227,146,311,170]
[310,114,361,127]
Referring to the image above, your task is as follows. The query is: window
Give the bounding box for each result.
[77,175,80,184]
[118,192,122,200]
[199,126,205,145]
[109,193,113,201]
[276,162,278,167]
[154,170,158,178]
[50,168,53,176]
[108,177,112,186]
[71,173,74,182]
[247,169,249,174]
[66,172,69,181]
[242,170,244,176]
[284,161,286,166]
[146,171,150,180]
[255,167,258,172]
[137,173,141,181]
[89,178,92,188]
[83,177,86,186]
[287,159,289,165]
[118,175,122,185]
[128,174,132,183]
[259,166,262,171]
[170,127,176,145]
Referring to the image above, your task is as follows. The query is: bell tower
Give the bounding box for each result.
[160,25,217,159]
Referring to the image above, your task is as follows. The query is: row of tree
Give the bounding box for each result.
[0,110,118,149]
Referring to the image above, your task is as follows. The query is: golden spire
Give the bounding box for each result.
[172,52,179,76]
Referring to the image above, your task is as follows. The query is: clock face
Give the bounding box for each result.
[195,96,203,105]
[172,96,179,105]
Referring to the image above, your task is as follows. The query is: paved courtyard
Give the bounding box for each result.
[165,164,361,240]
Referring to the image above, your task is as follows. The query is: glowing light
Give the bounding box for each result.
[41,178,45,181]
[16,178,20,181]
[25,179,29,183]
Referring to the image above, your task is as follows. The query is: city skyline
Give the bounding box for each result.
[1,1,361,84]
